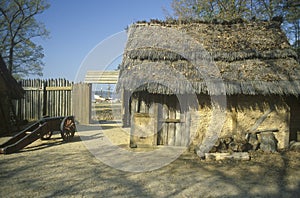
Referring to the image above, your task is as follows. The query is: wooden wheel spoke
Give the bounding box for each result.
[60,117,76,141]
[64,119,75,131]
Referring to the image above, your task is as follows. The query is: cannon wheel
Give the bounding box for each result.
[41,131,53,140]
[60,116,76,141]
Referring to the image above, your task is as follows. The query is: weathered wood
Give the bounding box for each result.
[247,108,274,133]
[184,106,191,146]
[180,109,187,146]
[140,100,147,113]
[160,118,181,123]
[22,87,44,91]
[131,97,138,114]
[45,86,72,91]
[254,129,279,134]
[72,83,91,124]
[130,113,156,147]
[157,99,163,145]
[121,89,130,127]
[152,102,159,146]
[0,116,76,154]
[129,96,138,147]
[168,102,176,146]
[16,79,73,121]
[84,70,119,84]
[161,98,169,145]
[205,152,250,161]
[174,104,181,146]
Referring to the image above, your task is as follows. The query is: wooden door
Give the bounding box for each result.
[157,95,190,146]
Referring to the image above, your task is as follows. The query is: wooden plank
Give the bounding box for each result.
[175,122,181,146]
[131,97,138,114]
[140,100,147,113]
[157,116,163,144]
[168,101,176,146]
[86,70,119,75]
[205,152,250,161]
[130,114,137,148]
[45,86,72,91]
[16,78,73,121]
[184,108,191,146]
[71,83,91,124]
[23,87,43,91]
[160,118,181,123]
[85,73,119,76]
[152,102,158,146]
[175,102,181,146]
[84,70,120,84]
[161,96,169,145]
[84,77,119,79]
[247,108,274,133]
[84,80,118,84]
[157,99,163,145]
[121,89,130,127]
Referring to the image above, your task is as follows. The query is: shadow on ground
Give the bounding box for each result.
[0,123,299,197]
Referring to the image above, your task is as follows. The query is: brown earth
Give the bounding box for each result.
[0,122,299,198]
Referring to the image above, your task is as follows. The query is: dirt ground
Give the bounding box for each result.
[0,122,299,198]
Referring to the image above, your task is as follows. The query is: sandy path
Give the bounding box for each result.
[0,122,299,197]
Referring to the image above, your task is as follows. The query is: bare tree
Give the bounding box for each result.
[0,0,49,79]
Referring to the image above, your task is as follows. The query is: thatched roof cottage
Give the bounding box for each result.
[117,19,300,154]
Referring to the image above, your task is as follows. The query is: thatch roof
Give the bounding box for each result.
[117,19,300,95]
[0,55,24,99]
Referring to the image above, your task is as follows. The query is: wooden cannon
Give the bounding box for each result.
[0,116,76,154]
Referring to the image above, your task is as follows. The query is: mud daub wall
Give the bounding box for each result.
[193,95,290,149]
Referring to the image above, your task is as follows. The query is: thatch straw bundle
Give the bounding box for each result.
[117,19,300,96]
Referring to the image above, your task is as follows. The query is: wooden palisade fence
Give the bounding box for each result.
[15,79,73,121]
[12,78,103,125]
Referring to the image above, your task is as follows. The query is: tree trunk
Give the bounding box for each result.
[8,45,13,75]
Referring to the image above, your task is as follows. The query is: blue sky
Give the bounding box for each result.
[35,0,173,81]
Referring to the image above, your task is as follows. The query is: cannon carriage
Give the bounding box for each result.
[0,116,76,154]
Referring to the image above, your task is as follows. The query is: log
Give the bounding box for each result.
[205,152,250,161]
[214,139,221,147]
[224,137,233,145]
[228,142,239,151]
[247,108,273,133]
[255,129,279,134]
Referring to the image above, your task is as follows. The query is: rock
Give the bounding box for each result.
[228,142,238,152]
[248,133,259,150]
[259,132,278,152]
[241,143,253,152]
[290,141,300,151]
[218,142,228,152]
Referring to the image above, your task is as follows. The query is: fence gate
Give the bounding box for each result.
[72,83,92,124]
